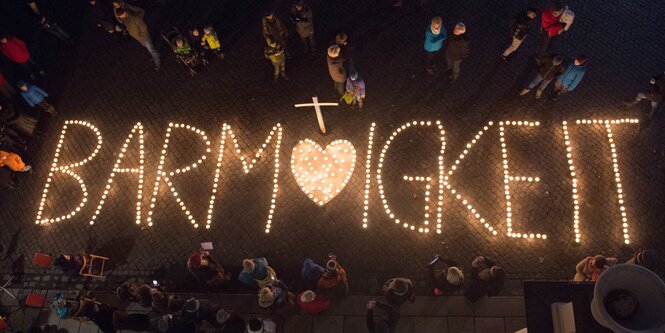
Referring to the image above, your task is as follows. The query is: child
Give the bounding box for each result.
[174,37,192,56]
[345,71,366,109]
[201,26,224,59]
[18,81,55,114]
[0,150,31,172]
[264,40,288,83]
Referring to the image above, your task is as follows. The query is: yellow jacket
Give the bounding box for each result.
[201,33,221,50]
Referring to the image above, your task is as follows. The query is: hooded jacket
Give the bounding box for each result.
[424,25,446,52]
[20,83,48,107]
[558,61,587,91]
[1,37,30,63]
[541,6,564,37]
[290,4,314,37]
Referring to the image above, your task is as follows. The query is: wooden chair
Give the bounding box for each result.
[79,254,110,279]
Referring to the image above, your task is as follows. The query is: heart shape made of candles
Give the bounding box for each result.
[291,139,357,205]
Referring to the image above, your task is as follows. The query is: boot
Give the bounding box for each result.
[519,88,530,96]
[280,71,289,81]
[624,99,639,109]
[19,165,32,172]
[535,90,543,99]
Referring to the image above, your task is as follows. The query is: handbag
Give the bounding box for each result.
[341,92,353,104]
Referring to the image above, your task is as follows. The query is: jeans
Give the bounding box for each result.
[140,38,161,67]
[299,34,316,53]
[502,36,524,57]
[272,61,286,76]
[527,74,552,91]
[352,96,364,108]
[446,56,462,80]
[334,81,345,96]
[425,50,439,71]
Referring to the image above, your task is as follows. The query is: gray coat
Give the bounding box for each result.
[290,5,314,38]
[327,55,346,83]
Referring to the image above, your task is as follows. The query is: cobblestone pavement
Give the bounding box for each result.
[1,0,664,296]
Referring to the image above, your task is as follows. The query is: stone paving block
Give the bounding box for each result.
[1,289,20,306]
[325,296,370,316]
[55,318,82,332]
[473,297,525,317]
[413,317,448,333]
[79,321,101,333]
[395,317,414,333]
[400,296,473,316]
[448,317,475,333]
[312,316,344,333]
[284,315,313,333]
[503,317,526,333]
[342,316,366,333]
[474,317,505,333]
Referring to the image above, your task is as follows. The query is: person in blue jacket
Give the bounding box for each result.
[553,55,587,101]
[424,16,446,76]
[18,81,55,114]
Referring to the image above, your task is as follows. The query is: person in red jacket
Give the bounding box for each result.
[0,35,45,79]
[296,290,330,314]
[537,2,566,60]
[0,72,15,99]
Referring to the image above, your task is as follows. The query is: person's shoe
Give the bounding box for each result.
[219,53,225,60]
[433,288,443,296]
[624,100,638,108]
[425,68,435,76]
[281,73,290,80]
[39,70,46,77]
[448,75,456,82]
[273,75,279,83]
[154,64,160,71]
[519,88,530,96]
[535,90,543,99]
[501,55,509,62]
[552,94,558,102]
[19,165,31,172]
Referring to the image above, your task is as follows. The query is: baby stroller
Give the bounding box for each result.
[161,27,207,76]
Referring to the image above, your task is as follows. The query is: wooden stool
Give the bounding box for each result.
[79,254,110,279]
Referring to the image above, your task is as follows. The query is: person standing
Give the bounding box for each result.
[465,256,506,302]
[0,150,31,172]
[115,8,161,70]
[335,33,354,73]
[366,300,400,333]
[317,255,349,297]
[0,35,45,79]
[502,8,537,61]
[264,40,288,83]
[88,0,119,34]
[552,54,587,101]
[382,278,415,306]
[297,290,329,314]
[537,2,566,60]
[424,16,446,76]
[18,81,55,114]
[262,11,289,58]
[519,55,564,99]
[427,255,464,296]
[445,22,470,82]
[290,1,316,55]
[345,71,366,109]
[238,257,277,289]
[327,45,347,97]
[625,71,665,118]
[201,26,225,59]
[0,72,15,99]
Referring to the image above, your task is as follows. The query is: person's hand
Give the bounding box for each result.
[200,41,205,46]
[366,300,376,310]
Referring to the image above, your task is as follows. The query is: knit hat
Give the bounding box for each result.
[216,309,230,324]
[447,267,464,286]
[258,287,275,308]
[454,22,466,34]
[243,259,255,272]
[552,56,563,65]
[327,45,341,58]
[350,71,359,80]
[391,279,409,296]
[189,253,202,267]
[300,290,316,302]
[326,260,338,272]
[17,81,27,89]
[183,298,200,313]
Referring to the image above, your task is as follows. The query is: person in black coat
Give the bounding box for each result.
[382,278,415,306]
[625,71,665,118]
[464,256,506,302]
[445,22,471,82]
[502,8,537,60]
[366,300,399,333]
[519,55,565,99]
